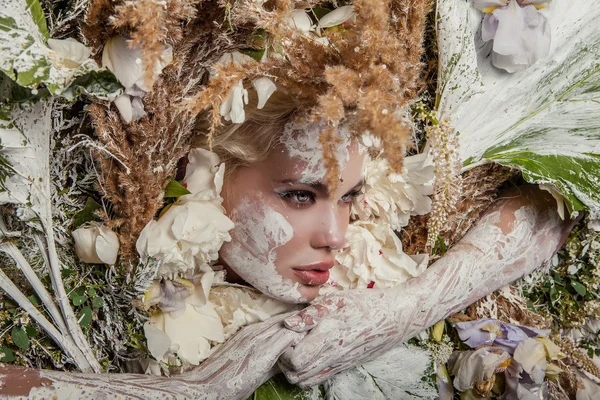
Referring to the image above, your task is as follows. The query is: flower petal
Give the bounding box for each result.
[288,10,312,33]
[252,77,277,109]
[113,94,133,124]
[73,226,102,264]
[94,226,119,265]
[473,0,510,12]
[47,38,91,68]
[318,6,355,28]
[513,338,547,384]
[102,36,143,90]
[143,320,171,360]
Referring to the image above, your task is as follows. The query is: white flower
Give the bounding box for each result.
[136,197,234,277]
[47,38,92,69]
[102,36,172,122]
[252,77,277,110]
[328,221,428,291]
[478,0,551,73]
[513,338,547,383]
[102,35,172,92]
[112,94,146,124]
[287,10,313,34]
[144,272,225,366]
[219,80,249,123]
[352,153,433,230]
[317,6,355,29]
[183,148,224,197]
[136,150,234,277]
[72,223,119,265]
[210,286,297,338]
[449,347,510,391]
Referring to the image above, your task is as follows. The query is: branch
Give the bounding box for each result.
[0,269,92,371]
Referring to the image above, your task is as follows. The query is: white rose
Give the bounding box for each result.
[136,199,234,277]
[72,223,119,265]
[183,148,224,196]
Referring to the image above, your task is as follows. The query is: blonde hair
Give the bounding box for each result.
[194,89,300,182]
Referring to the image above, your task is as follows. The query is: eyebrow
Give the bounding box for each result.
[278,178,364,196]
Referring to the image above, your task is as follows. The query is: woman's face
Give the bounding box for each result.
[219,129,365,303]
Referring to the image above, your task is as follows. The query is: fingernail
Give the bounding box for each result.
[284,315,303,329]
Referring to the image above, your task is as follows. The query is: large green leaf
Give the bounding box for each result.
[0,0,98,94]
[436,0,600,218]
[251,374,321,400]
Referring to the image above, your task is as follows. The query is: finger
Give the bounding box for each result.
[284,302,336,332]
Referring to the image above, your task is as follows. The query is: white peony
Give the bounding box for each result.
[475,0,552,73]
[210,286,298,338]
[72,223,119,265]
[326,221,428,292]
[136,150,234,278]
[144,272,225,366]
[352,153,434,230]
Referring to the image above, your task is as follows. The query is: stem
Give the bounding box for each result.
[0,241,68,335]
[43,221,102,373]
[0,269,92,371]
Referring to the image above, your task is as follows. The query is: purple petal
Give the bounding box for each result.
[454,318,501,348]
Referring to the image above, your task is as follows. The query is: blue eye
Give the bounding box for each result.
[340,190,361,204]
[279,190,316,206]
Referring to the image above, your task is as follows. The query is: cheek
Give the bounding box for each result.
[219,196,306,303]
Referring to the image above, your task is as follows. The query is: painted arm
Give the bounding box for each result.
[0,313,304,399]
[279,186,577,387]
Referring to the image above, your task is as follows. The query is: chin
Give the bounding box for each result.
[297,285,321,303]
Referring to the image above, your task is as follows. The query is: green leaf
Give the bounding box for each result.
[571,280,587,296]
[251,374,319,400]
[26,294,39,305]
[71,295,88,306]
[437,0,600,218]
[11,326,29,350]
[88,288,96,297]
[61,268,74,278]
[25,0,48,39]
[0,347,15,362]
[240,48,265,62]
[73,197,102,228]
[0,0,99,94]
[77,306,92,327]
[91,296,104,309]
[164,179,191,198]
[60,70,122,102]
[25,325,37,338]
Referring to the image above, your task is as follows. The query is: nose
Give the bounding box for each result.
[310,203,347,251]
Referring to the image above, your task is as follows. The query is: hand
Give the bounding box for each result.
[184,312,307,399]
[279,289,401,388]
[279,186,578,389]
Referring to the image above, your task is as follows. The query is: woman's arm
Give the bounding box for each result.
[279,186,577,387]
[0,313,304,399]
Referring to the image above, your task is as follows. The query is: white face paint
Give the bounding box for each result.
[280,120,351,183]
[220,197,305,303]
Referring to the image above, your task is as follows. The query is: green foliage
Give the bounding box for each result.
[73,197,102,228]
[11,326,29,350]
[164,179,192,198]
[77,306,92,327]
[523,223,600,329]
[250,374,322,400]
[0,346,15,362]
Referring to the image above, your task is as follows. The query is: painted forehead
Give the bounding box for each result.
[280,120,352,183]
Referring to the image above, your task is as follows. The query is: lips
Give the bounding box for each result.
[292,261,334,286]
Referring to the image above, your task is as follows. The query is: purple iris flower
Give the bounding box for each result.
[454,318,550,354]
